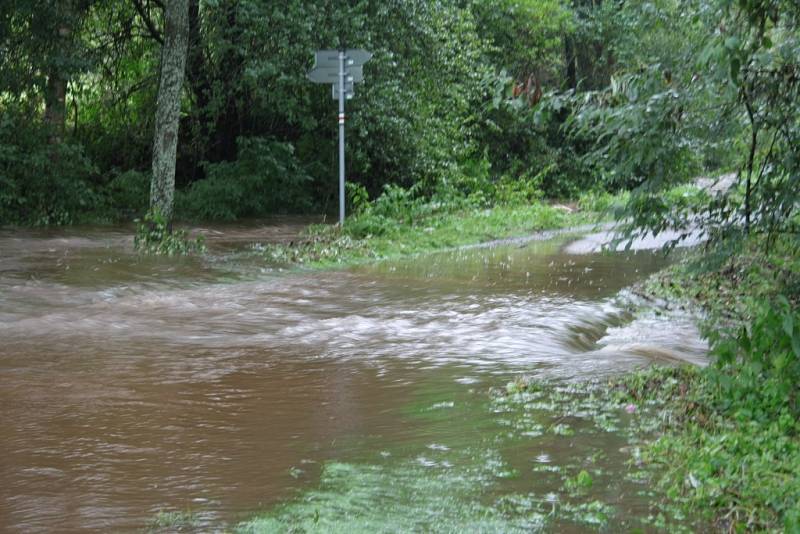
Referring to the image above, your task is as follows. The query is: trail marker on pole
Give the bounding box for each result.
[307,49,372,225]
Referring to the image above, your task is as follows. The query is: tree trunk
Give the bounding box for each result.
[44,24,70,145]
[212,0,243,163]
[743,89,758,236]
[44,73,66,145]
[185,0,211,180]
[564,36,577,90]
[150,0,190,225]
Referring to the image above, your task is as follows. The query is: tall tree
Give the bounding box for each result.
[150,0,189,224]
[0,0,90,142]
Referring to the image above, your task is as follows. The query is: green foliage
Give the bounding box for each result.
[148,509,201,532]
[631,232,800,531]
[491,173,544,206]
[1,0,599,226]
[642,235,800,324]
[569,62,703,195]
[8,0,795,232]
[712,298,800,421]
[134,210,205,256]
[471,0,572,81]
[568,0,800,249]
[564,470,594,493]
[577,190,628,215]
[258,197,576,268]
[345,182,370,216]
[0,0,96,104]
[106,169,150,217]
[178,137,311,220]
[616,365,800,532]
[0,115,101,225]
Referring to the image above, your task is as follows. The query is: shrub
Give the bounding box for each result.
[107,169,150,217]
[0,116,101,225]
[711,297,800,423]
[178,137,312,221]
[134,210,205,256]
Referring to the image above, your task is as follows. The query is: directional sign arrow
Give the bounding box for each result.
[343,49,372,66]
[313,49,373,69]
[312,50,340,70]
[306,65,363,84]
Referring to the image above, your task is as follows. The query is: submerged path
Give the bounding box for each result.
[0,221,706,531]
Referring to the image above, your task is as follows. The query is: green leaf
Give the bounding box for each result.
[783,312,794,338]
[724,36,740,51]
[730,57,741,83]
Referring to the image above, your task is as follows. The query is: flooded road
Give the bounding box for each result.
[0,222,706,532]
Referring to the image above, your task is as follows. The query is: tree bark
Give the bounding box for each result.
[150,0,190,225]
[44,24,71,145]
[44,72,66,145]
[564,36,577,90]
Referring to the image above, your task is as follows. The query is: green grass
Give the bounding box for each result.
[613,366,800,533]
[255,202,593,268]
[253,182,709,270]
[147,509,201,532]
[626,235,800,532]
[638,236,800,324]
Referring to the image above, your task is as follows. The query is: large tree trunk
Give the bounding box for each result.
[44,24,70,145]
[150,0,190,225]
[44,71,66,144]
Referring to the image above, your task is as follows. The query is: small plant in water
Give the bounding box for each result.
[148,509,201,532]
[134,210,205,256]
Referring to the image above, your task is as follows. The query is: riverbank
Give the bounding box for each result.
[253,201,596,268]
[609,238,800,532]
[245,181,713,269]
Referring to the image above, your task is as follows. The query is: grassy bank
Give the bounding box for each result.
[255,201,593,268]
[612,366,800,532]
[615,237,800,532]
[247,182,710,269]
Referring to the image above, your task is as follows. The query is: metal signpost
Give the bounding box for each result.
[307,49,372,225]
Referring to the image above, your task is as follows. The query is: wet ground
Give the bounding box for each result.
[0,220,706,532]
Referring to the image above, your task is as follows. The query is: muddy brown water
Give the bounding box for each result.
[0,221,706,532]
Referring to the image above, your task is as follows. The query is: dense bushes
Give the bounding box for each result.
[630,234,800,530]
[617,364,800,532]
[177,137,312,220]
[713,297,800,422]
[107,170,150,218]
[0,117,101,225]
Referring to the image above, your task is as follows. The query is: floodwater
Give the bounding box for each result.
[0,221,707,532]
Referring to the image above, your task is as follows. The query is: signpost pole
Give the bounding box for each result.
[307,48,371,225]
[338,50,346,226]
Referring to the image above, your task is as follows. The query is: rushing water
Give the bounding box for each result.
[0,221,707,532]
